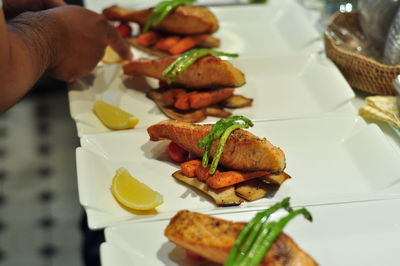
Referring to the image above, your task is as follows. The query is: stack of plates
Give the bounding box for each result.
[70,0,400,265]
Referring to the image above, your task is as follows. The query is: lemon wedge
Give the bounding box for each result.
[111,168,163,210]
[93,100,139,130]
[101,46,123,64]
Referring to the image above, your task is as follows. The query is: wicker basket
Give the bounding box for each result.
[324,12,399,96]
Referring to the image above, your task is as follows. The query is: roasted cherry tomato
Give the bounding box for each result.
[167,142,188,163]
[186,250,206,261]
[116,22,132,38]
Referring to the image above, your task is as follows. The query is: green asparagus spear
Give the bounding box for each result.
[224,198,291,266]
[162,48,239,84]
[143,0,196,33]
[241,208,312,266]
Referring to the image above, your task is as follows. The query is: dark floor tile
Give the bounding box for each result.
[0,249,6,261]
[0,127,7,138]
[0,220,6,232]
[0,195,7,206]
[36,122,50,136]
[0,170,7,181]
[38,191,54,203]
[39,216,55,229]
[34,104,50,119]
[37,143,51,156]
[0,147,7,159]
[39,244,58,258]
[37,167,53,179]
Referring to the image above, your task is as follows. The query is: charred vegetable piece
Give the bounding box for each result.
[205,106,232,118]
[235,179,270,201]
[222,95,253,108]
[172,170,244,206]
[147,90,207,122]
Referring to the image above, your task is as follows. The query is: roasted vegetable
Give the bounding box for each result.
[222,95,253,108]
[172,170,244,206]
[147,90,207,122]
[235,179,270,202]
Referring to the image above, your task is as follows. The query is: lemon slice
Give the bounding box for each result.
[93,100,139,130]
[101,46,123,64]
[111,168,164,210]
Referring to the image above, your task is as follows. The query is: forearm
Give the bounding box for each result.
[0,9,61,111]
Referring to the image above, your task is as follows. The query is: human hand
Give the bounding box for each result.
[43,6,132,82]
[2,0,66,19]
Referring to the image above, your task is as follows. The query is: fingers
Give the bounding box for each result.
[106,23,133,60]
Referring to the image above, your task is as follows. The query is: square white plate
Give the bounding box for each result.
[68,54,354,136]
[101,199,400,266]
[76,116,400,229]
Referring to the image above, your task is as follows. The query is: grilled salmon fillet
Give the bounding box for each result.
[103,5,219,35]
[123,56,246,89]
[147,120,286,173]
[165,210,318,265]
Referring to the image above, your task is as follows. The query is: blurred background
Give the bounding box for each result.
[0,1,88,266]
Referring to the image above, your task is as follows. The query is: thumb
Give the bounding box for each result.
[106,23,133,60]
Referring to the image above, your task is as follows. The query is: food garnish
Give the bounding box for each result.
[103,4,220,56]
[93,100,139,130]
[148,120,289,206]
[111,168,163,210]
[198,116,253,174]
[143,0,196,33]
[101,46,123,64]
[162,48,239,84]
[225,197,312,266]
[167,142,188,163]
[115,22,132,38]
[165,209,317,265]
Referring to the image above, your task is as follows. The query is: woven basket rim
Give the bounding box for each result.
[325,11,400,70]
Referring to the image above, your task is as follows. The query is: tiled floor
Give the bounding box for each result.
[0,80,84,266]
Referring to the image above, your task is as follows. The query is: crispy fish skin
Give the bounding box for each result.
[147,120,286,173]
[103,5,219,35]
[165,210,318,266]
[123,56,246,89]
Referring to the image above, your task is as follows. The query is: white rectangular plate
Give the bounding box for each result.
[86,0,321,58]
[101,199,400,266]
[85,0,320,57]
[68,54,354,136]
[76,116,400,229]
[212,2,322,57]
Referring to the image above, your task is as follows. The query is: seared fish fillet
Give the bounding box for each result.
[147,120,285,173]
[165,210,318,266]
[123,56,246,89]
[103,5,219,35]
